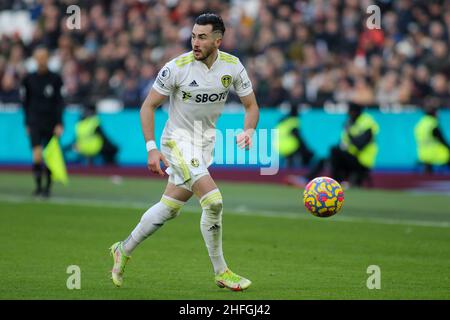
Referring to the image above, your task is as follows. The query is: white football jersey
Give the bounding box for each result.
[152,50,253,148]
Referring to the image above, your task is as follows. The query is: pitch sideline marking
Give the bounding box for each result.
[0,193,449,229]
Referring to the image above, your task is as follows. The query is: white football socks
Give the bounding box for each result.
[200,189,228,275]
[121,189,228,276]
[122,195,185,256]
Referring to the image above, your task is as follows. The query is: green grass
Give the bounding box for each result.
[0,172,449,299]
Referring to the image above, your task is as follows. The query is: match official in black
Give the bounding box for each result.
[22,46,64,197]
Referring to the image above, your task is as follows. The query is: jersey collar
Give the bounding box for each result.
[196,49,220,71]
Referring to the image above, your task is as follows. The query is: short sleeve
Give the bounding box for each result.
[233,60,253,97]
[152,62,176,96]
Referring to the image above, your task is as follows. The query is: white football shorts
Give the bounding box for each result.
[160,139,214,191]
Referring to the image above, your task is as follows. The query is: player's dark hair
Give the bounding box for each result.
[195,13,225,36]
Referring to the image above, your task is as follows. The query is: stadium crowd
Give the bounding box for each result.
[0,0,449,110]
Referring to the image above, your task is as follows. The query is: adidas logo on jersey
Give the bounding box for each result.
[189,80,199,87]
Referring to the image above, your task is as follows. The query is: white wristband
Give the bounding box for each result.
[146,140,157,152]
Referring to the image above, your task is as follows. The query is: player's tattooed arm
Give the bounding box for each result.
[140,88,170,176]
[237,92,260,150]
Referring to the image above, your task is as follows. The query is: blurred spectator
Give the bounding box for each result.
[288,82,309,109]
[265,75,289,107]
[411,65,432,106]
[334,77,354,104]
[74,69,93,106]
[352,76,375,106]
[315,68,337,106]
[6,44,27,79]
[376,71,401,107]
[356,21,384,61]
[423,41,450,75]
[89,66,113,106]
[138,63,156,101]
[0,0,449,110]
[120,77,141,108]
[0,73,21,104]
[430,73,450,108]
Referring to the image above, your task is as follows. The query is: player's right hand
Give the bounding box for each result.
[147,149,169,176]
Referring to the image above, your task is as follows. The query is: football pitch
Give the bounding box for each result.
[0,171,449,300]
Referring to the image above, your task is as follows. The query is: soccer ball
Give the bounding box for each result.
[303,176,344,218]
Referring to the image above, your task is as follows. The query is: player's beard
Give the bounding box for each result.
[194,46,215,61]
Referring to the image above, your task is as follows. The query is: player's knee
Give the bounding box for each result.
[208,201,223,215]
[200,189,223,216]
[167,208,181,220]
[160,195,184,220]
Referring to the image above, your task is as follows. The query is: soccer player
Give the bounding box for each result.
[110,13,259,291]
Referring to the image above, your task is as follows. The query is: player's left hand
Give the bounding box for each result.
[236,129,254,150]
[54,124,63,137]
